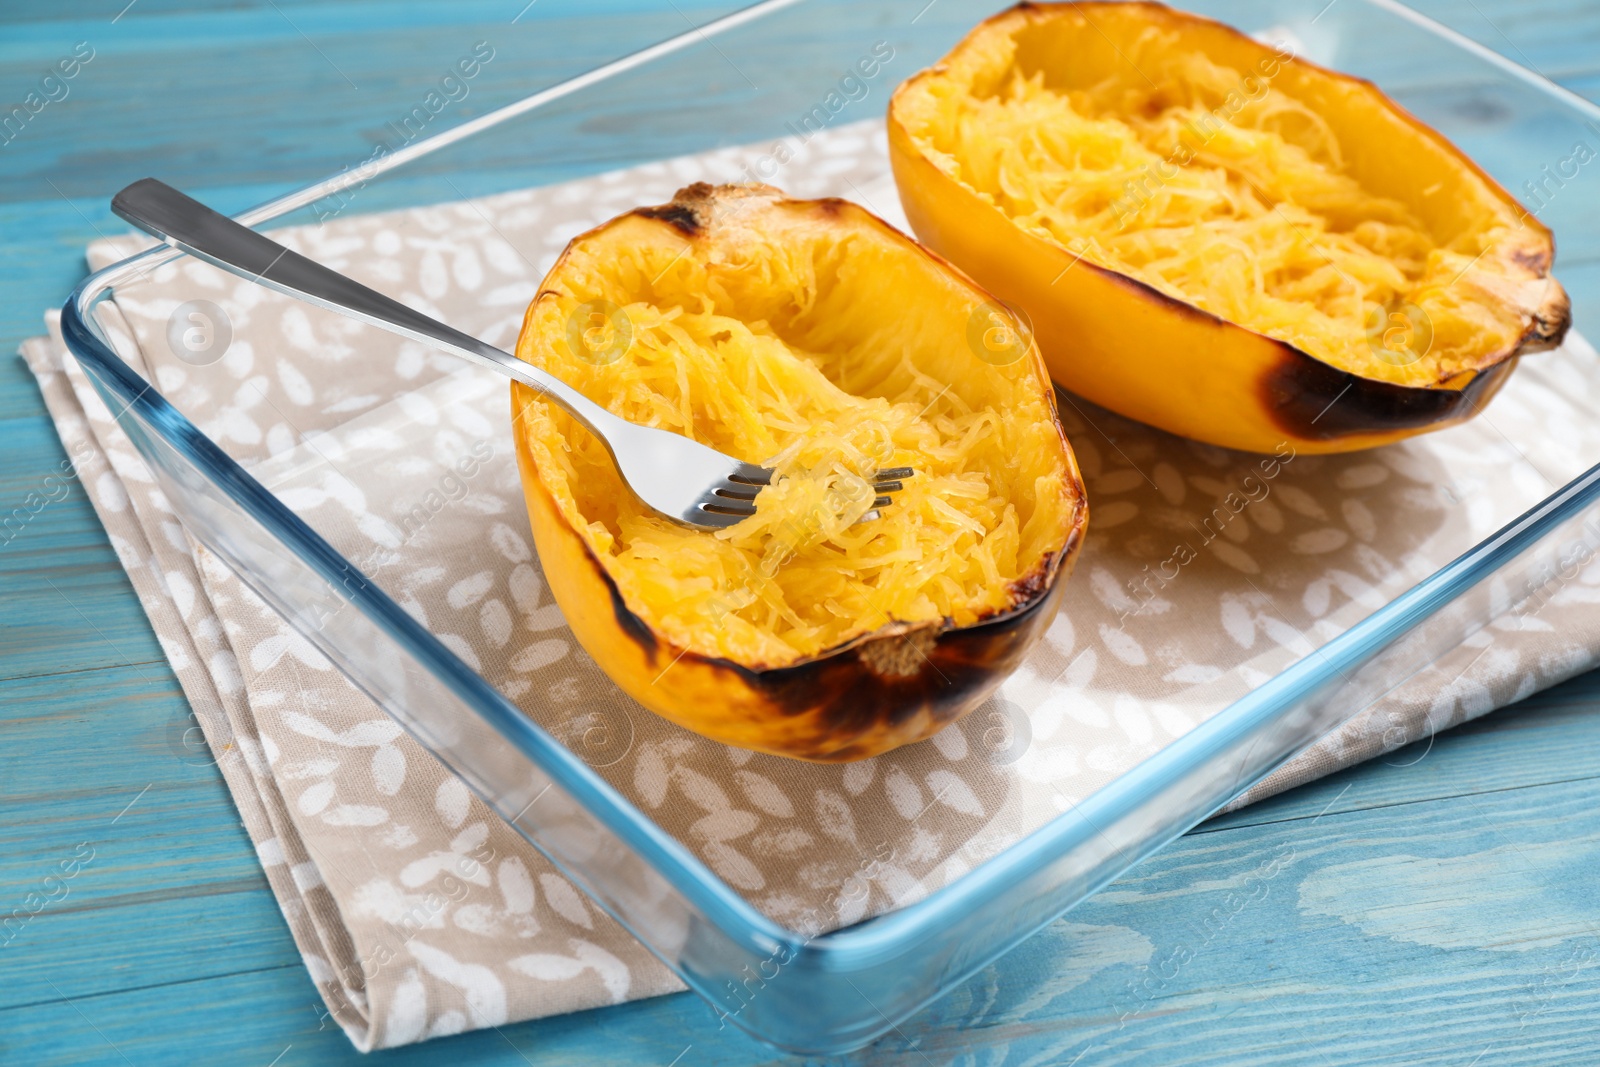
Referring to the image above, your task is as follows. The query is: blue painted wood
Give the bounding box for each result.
[4,1,1600,1064]
[7,683,1600,1066]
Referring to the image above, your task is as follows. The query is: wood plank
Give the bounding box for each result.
[8,745,1600,1065]
[0,4,755,203]
[1407,0,1600,85]
[0,415,167,682]
[4,1,1600,1064]
[8,0,1595,209]
[1,891,294,1019]
[0,664,293,1009]
[0,570,165,684]
[1205,668,1600,833]
[0,660,1596,1057]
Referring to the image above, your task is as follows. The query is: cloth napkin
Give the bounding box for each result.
[21,119,1600,1050]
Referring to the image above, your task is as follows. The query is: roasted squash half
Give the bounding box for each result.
[511,183,1087,761]
[888,1,1570,454]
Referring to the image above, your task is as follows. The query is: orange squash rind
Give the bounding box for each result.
[512,183,1087,761]
[887,1,1570,454]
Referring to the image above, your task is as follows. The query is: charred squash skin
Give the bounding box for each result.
[516,460,1083,761]
[512,184,1088,762]
[887,1,1570,454]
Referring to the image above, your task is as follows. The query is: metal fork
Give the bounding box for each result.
[111,179,912,530]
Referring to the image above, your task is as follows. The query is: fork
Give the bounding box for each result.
[111,178,912,530]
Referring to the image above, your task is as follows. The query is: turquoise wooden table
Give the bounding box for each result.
[6,2,1600,1063]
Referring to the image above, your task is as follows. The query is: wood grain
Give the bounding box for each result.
[3,1,1600,1064]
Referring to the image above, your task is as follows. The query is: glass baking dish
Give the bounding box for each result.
[57,0,1600,1053]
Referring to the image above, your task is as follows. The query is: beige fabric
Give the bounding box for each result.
[21,120,1600,1050]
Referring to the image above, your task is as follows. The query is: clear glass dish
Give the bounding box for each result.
[58,0,1600,1053]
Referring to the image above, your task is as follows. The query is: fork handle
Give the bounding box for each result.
[110,178,624,443]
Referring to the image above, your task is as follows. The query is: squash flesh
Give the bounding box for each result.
[897,15,1532,386]
[516,192,1076,668]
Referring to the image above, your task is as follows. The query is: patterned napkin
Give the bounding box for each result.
[21,120,1600,1050]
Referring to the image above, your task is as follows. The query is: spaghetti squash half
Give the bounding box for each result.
[512,183,1086,761]
[888,1,1569,453]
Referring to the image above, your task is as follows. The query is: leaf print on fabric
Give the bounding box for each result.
[506,563,566,632]
[1090,566,1140,615]
[283,712,404,749]
[1208,541,1260,574]
[691,809,759,842]
[401,824,492,889]
[673,764,734,813]
[384,968,429,1048]
[924,770,983,817]
[453,248,483,291]
[1219,594,1256,649]
[840,759,876,797]
[488,522,530,563]
[538,874,593,930]
[447,571,495,610]
[479,598,513,647]
[298,780,336,816]
[1293,528,1351,554]
[371,744,406,796]
[705,841,766,891]
[509,639,567,673]
[435,776,470,829]
[498,858,536,914]
[930,723,968,761]
[436,633,481,672]
[733,770,795,818]
[454,852,547,940]
[323,804,389,827]
[1336,463,1390,490]
[407,942,507,1027]
[1112,697,1153,747]
[814,789,858,846]
[1091,500,1138,528]
[509,940,632,1004]
[883,765,922,821]
[1273,483,1328,520]
[251,629,333,672]
[418,252,450,301]
[1099,625,1148,667]
[632,746,671,809]
[508,952,584,980]
[1152,462,1186,506]
[350,879,448,933]
[1094,469,1145,494]
[1164,663,1224,686]
[44,118,1600,1054]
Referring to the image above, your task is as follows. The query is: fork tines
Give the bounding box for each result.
[871,467,914,507]
[702,466,916,522]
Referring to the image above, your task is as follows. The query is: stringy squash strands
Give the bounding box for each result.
[890,2,1563,389]
[515,184,1080,669]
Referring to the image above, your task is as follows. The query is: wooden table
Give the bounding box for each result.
[4,2,1600,1063]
